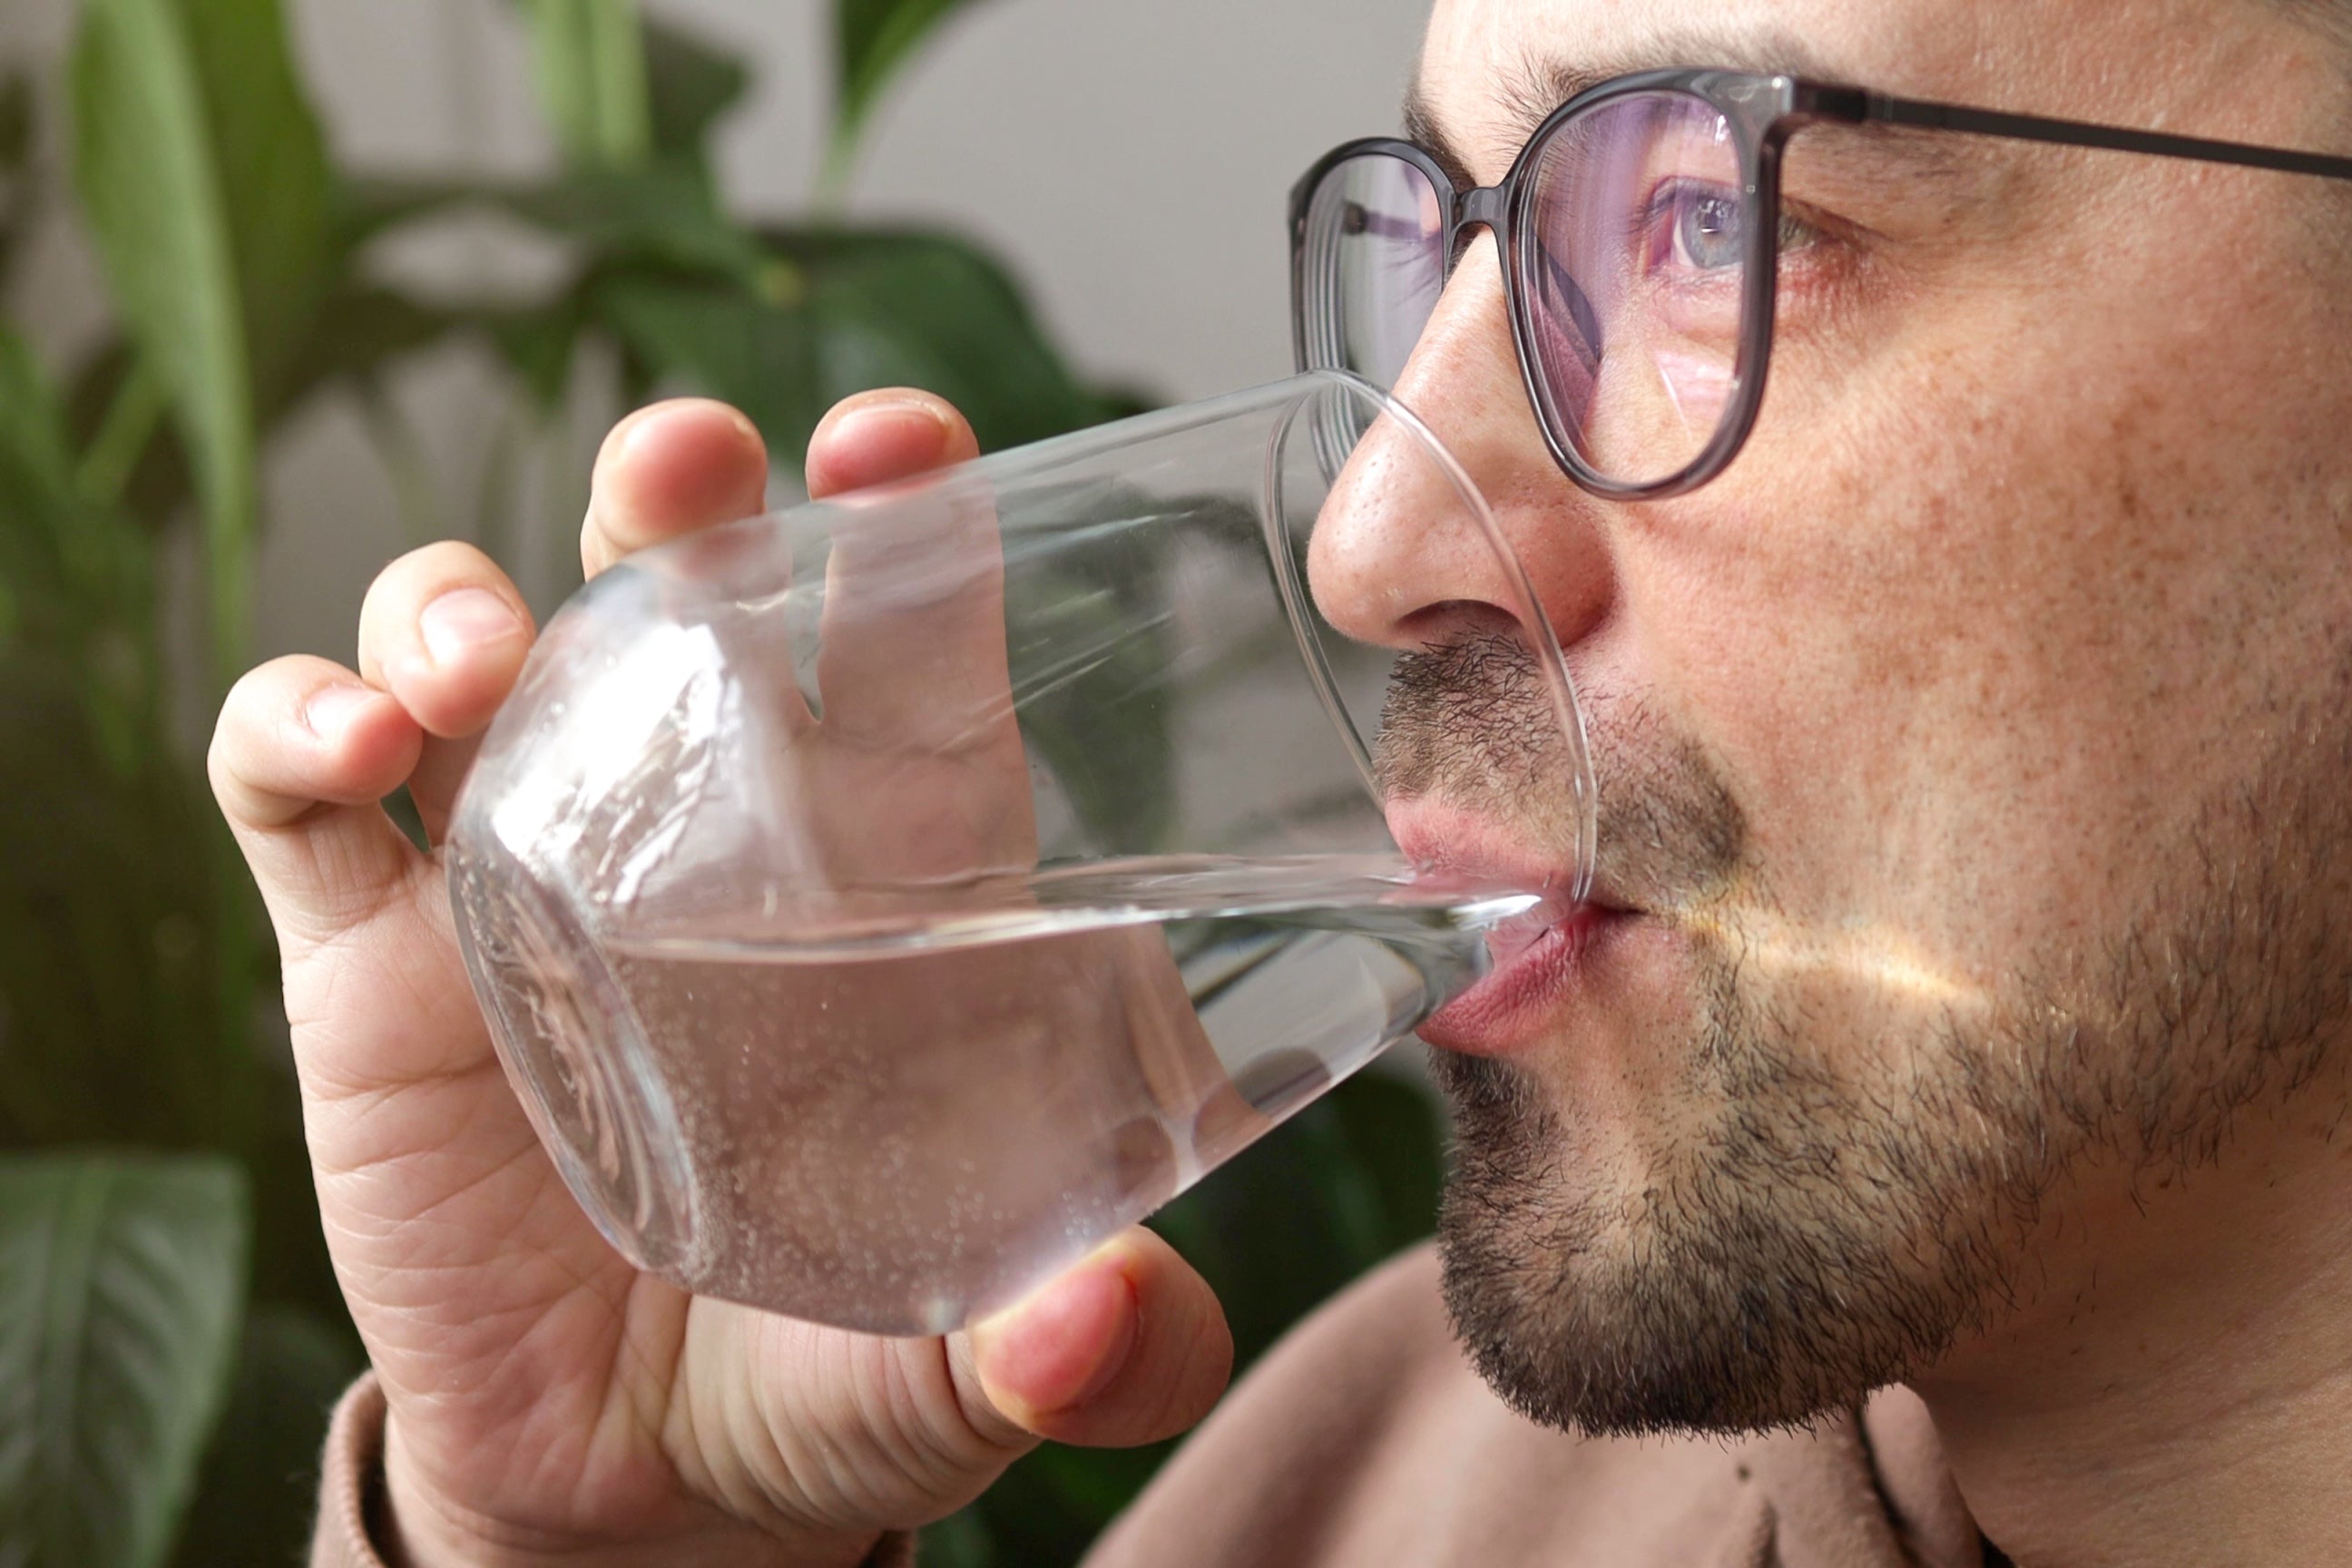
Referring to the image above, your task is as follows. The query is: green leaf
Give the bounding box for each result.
[0,652,236,1152]
[1148,1071,1442,1367]
[0,71,31,293]
[269,282,454,420]
[0,1153,250,1568]
[507,165,771,285]
[918,1506,1000,1568]
[1004,531,1180,856]
[167,1307,362,1568]
[0,328,159,769]
[587,228,1115,479]
[0,72,30,173]
[593,274,822,451]
[64,282,453,537]
[71,0,259,692]
[529,0,652,170]
[0,330,81,508]
[644,18,750,161]
[482,298,592,413]
[827,0,995,190]
[175,0,333,403]
[798,231,1103,450]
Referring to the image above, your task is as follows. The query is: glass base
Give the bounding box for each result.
[447,844,703,1279]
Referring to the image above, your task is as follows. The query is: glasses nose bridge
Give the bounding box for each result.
[1451,185,1509,256]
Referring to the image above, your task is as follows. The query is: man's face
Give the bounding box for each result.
[1352,0,2352,1434]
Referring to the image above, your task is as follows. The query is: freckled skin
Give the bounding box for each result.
[1339,0,2352,1560]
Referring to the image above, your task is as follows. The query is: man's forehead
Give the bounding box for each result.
[1408,0,2039,179]
[1407,0,2317,181]
[1406,24,1832,181]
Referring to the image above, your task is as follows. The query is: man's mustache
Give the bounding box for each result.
[1376,632,1747,909]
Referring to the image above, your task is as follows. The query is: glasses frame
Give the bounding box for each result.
[1290,67,2352,502]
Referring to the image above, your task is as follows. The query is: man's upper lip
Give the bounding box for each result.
[1386,797,1634,914]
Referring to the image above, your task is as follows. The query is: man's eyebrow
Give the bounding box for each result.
[1401,27,1858,187]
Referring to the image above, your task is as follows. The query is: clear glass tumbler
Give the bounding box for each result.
[446,371,1594,1335]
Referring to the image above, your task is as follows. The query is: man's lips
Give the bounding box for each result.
[1387,799,1635,1055]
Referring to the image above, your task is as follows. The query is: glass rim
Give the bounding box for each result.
[1271,372,1596,905]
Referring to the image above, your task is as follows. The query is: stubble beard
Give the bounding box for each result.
[1385,634,2352,1439]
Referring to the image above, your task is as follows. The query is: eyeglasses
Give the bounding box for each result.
[1290,67,2352,501]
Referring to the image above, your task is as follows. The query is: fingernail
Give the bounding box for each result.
[833,398,954,450]
[303,682,381,738]
[419,589,521,666]
[1063,1265,1142,1407]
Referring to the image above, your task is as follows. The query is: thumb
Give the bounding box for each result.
[962,1228,1234,1449]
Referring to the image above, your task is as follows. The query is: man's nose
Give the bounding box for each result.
[1307,235,1616,658]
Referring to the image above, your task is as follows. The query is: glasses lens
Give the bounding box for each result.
[1522,92,1751,491]
[1298,152,1446,395]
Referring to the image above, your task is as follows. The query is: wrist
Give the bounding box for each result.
[377,1411,885,1568]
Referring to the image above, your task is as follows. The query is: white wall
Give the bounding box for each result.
[5,0,1432,652]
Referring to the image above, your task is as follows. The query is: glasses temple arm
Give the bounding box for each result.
[1857,93,2352,184]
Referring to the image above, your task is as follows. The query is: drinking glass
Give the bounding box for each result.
[446,371,1594,1334]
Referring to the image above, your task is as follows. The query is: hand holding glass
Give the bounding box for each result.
[447,373,1592,1334]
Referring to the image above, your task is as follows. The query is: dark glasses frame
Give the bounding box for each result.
[1290,67,2352,502]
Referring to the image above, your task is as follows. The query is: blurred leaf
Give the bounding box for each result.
[176,0,333,402]
[71,0,258,691]
[0,663,227,1152]
[335,173,477,250]
[1004,537,1178,856]
[530,0,652,171]
[0,72,30,173]
[270,281,454,412]
[510,164,770,285]
[167,1307,363,1568]
[0,329,83,515]
[827,0,995,187]
[0,328,157,769]
[591,228,1112,471]
[594,274,821,450]
[0,1153,249,1568]
[918,1507,999,1568]
[1146,1071,1441,1367]
[67,279,454,537]
[644,18,749,161]
[482,297,591,413]
[0,71,32,294]
[789,230,1105,451]
[0,338,224,1146]
[956,1438,1171,1567]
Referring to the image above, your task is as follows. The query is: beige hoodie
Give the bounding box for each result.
[310,1246,1984,1568]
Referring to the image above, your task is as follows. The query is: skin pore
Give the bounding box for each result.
[1358,1,2352,1563]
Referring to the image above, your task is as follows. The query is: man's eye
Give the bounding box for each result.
[1650,181,1745,273]
[1643,183,1824,278]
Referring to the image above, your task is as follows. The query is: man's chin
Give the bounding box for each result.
[1426,1040,1978,1440]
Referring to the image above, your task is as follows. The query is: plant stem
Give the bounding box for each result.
[74,356,165,506]
[473,397,526,573]
[355,375,444,549]
[530,0,652,170]
[813,132,856,217]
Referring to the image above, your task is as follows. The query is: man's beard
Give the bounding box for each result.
[1380,634,2352,1439]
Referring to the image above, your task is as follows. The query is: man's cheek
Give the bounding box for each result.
[1514,911,1726,1155]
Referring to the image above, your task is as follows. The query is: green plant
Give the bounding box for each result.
[0,4,1446,1563]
